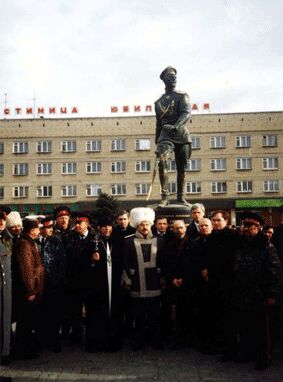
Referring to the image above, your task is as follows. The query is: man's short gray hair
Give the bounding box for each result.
[190,203,205,214]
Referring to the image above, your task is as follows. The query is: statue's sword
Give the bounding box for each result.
[146,100,173,201]
[146,155,158,201]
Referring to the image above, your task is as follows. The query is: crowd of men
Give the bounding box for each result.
[0,203,283,372]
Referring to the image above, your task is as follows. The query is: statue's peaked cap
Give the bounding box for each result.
[160,66,177,80]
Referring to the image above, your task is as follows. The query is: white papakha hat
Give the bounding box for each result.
[6,211,22,228]
[129,207,155,228]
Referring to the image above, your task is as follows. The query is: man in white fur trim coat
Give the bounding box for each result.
[123,207,165,350]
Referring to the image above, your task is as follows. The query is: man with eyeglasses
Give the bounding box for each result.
[225,212,281,370]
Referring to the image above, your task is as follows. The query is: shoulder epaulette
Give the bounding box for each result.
[174,90,188,95]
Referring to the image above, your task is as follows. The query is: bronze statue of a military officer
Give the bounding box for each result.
[155,66,192,207]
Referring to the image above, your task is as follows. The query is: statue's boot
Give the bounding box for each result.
[158,168,169,207]
[177,173,191,207]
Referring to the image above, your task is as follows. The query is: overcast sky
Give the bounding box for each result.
[1,0,282,118]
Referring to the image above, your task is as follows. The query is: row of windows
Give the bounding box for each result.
[0,157,280,177]
[0,179,279,199]
[204,135,278,149]
[0,139,151,154]
[0,161,151,175]
[0,134,278,155]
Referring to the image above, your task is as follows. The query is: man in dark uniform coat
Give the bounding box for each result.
[155,66,192,207]
[53,205,72,241]
[37,216,66,352]
[52,205,72,338]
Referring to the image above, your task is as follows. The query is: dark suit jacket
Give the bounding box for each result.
[186,221,200,240]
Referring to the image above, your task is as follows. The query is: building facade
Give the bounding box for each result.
[0,111,282,225]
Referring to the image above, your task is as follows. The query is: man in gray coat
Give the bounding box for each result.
[0,241,12,365]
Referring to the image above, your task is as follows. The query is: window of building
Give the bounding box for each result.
[86,184,102,196]
[111,183,126,196]
[168,182,176,194]
[61,140,76,153]
[0,143,4,154]
[13,186,28,198]
[210,136,226,149]
[191,137,201,150]
[210,158,227,171]
[37,186,52,198]
[13,141,28,154]
[236,135,251,148]
[236,181,253,193]
[211,182,227,194]
[186,159,201,172]
[186,182,201,194]
[62,162,77,175]
[262,157,278,170]
[135,160,151,172]
[135,183,150,195]
[111,161,126,173]
[111,139,125,151]
[86,140,101,152]
[37,163,52,175]
[86,161,102,174]
[0,187,3,199]
[262,135,277,147]
[236,157,252,170]
[37,141,52,153]
[13,163,29,176]
[264,180,279,193]
[135,139,151,151]
[61,185,77,197]
[0,164,3,176]
[168,160,176,172]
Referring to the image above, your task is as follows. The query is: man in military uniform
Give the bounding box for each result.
[155,66,192,207]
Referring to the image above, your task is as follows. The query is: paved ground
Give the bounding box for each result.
[1,342,283,382]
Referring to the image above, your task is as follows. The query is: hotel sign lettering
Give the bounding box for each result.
[110,103,210,113]
[3,106,79,116]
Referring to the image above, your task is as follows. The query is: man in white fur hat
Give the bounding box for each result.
[123,207,165,350]
[6,211,23,241]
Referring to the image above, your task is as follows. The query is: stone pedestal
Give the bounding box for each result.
[153,203,191,226]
